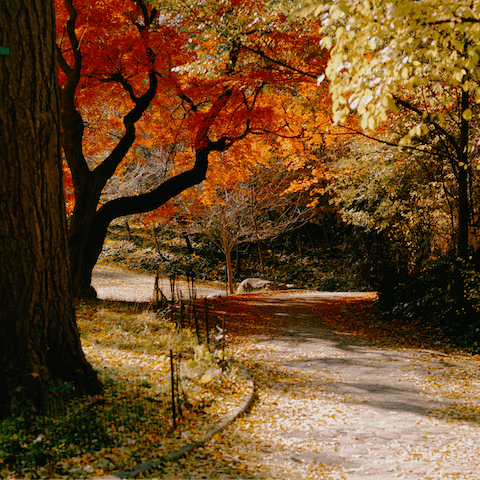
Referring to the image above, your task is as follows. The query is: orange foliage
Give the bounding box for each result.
[55,0,333,215]
[62,160,75,214]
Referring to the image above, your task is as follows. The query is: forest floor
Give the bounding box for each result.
[91,266,480,479]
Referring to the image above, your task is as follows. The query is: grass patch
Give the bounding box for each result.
[0,301,244,479]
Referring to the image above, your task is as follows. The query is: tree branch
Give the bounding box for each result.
[241,44,319,80]
[134,0,158,32]
[392,94,460,154]
[59,0,90,189]
[93,69,158,186]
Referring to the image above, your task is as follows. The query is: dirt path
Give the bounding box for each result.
[166,293,480,479]
[90,268,480,479]
[92,263,226,301]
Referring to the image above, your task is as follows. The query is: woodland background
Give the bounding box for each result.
[56,0,480,348]
[2,0,480,475]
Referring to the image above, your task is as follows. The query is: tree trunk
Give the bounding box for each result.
[0,0,101,416]
[457,166,470,260]
[457,89,471,260]
[225,247,235,294]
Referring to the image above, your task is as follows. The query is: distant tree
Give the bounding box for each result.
[330,138,453,273]
[0,0,101,416]
[300,0,480,260]
[170,164,315,293]
[298,0,480,260]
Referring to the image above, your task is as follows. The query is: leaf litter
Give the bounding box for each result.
[4,291,480,479]
[0,302,252,479]
[146,292,480,479]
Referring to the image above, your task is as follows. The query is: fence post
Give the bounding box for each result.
[193,300,202,344]
[170,350,177,430]
[204,298,210,346]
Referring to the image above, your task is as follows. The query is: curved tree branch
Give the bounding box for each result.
[92,69,158,188]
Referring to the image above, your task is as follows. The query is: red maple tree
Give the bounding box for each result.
[56,0,329,297]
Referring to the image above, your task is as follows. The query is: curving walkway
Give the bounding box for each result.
[91,267,480,479]
[92,263,226,301]
[168,293,480,479]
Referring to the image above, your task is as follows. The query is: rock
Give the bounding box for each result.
[236,278,296,294]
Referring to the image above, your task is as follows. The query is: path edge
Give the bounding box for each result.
[93,366,256,480]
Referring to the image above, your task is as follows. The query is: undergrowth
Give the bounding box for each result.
[380,262,480,353]
[0,301,239,479]
[99,223,369,292]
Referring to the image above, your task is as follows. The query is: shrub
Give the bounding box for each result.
[382,261,480,351]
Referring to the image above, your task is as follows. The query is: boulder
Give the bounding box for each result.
[236,278,296,294]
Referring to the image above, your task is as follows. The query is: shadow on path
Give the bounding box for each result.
[220,292,476,424]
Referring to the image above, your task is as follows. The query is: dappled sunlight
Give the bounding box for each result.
[161,292,480,479]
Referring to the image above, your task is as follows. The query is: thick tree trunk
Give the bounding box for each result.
[0,0,101,416]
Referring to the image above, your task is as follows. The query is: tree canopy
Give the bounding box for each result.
[55,0,332,297]
[298,0,480,131]
[297,0,480,259]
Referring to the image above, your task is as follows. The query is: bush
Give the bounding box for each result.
[99,224,370,292]
[382,261,480,351]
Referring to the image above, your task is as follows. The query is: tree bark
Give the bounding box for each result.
[0,0,101,416]
[457,89,471,260]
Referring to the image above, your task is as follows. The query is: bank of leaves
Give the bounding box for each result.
[0,302,248,479]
